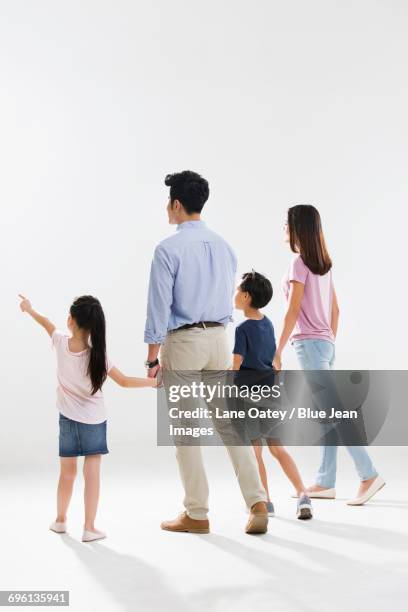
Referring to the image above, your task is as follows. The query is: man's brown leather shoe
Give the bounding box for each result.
[245,502,268,534]
[161,512,210,534]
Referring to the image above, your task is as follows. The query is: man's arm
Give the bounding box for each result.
[144,245,175,375]
[146,343,161,378]
[228,245,238,321]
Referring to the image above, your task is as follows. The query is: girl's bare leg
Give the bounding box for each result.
[83,454,102,532]
[56,457,77,522]
[267,443,306,496]
[252,439,271,502]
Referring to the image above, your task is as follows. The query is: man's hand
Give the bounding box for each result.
[147,363,161,379]
[19,294,33,313]
[272,352,282,372]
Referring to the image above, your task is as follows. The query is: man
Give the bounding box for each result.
[144,170,268,534]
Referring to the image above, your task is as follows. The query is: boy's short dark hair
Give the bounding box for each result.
[239,271,273,309]
[165,170,209,214]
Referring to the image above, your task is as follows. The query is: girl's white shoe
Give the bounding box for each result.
[346,476,386,506]
[82,529,106,542]
[49,521,67,533]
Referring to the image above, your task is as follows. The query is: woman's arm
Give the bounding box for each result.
[231,354,243,371]
[108,366,158,388]
[273,281,304,371]
[331,288,340,338]
[19,295,56,338]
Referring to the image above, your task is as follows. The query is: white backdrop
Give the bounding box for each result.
[1,0,407,467]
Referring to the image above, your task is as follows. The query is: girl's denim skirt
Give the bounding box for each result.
[59,413,109,457]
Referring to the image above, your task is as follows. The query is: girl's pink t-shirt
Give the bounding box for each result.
[52,330,114,424]
[282,255,334,344]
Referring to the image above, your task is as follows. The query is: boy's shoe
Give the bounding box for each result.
[49,521,67,533]
[266,501,275,517]
[161,512,210,534]
[245,502,268,534]
[82,529,106,542]
[346,476,385,506]
[297,494,313,520]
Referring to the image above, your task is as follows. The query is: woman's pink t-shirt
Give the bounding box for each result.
[282,255,334,343]
[52,330,114,424]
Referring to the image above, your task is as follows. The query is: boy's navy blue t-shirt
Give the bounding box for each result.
[233,316,276,370]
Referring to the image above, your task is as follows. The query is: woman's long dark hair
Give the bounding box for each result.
[287,204,332,275]
[70,295,107,395]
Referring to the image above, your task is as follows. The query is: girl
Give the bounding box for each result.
[273,205,385,505]
[19,294,157,542]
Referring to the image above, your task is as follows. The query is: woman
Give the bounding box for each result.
[273,205,385,505]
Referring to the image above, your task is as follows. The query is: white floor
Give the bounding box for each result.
[1,447,408,612]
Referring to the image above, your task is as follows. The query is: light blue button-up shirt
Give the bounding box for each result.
[144,220,237,344]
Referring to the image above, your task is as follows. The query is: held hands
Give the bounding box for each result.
[148,369,162,388]
[146,364,163,388]
[147,363,161,379]
[272,351,282,372]
[18,294,32,313]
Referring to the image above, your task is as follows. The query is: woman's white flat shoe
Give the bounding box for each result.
[49,521,67,533]
[305,488,336,499]
[82,529,106,542]
[346,476,385,506]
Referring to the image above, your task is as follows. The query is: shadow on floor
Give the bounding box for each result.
[196,531,407,612]
[61,535,189,612]
[59,517,408,612]
[276,514,408,550]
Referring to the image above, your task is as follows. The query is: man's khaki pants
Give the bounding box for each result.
[160,325,267,520]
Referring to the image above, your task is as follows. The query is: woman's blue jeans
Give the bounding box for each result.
[293,339,378,488]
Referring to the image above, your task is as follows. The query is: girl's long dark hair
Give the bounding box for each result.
[287,204,332,275]
[70,295,107,394]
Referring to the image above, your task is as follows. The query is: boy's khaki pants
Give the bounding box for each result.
[160,325,267,520]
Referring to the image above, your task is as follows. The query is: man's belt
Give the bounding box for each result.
[170,321,223,333]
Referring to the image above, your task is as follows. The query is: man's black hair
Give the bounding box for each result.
[165,170,209,214]
[239,271,273,309]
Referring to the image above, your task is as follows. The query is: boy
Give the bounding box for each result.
[232,271,313,520]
